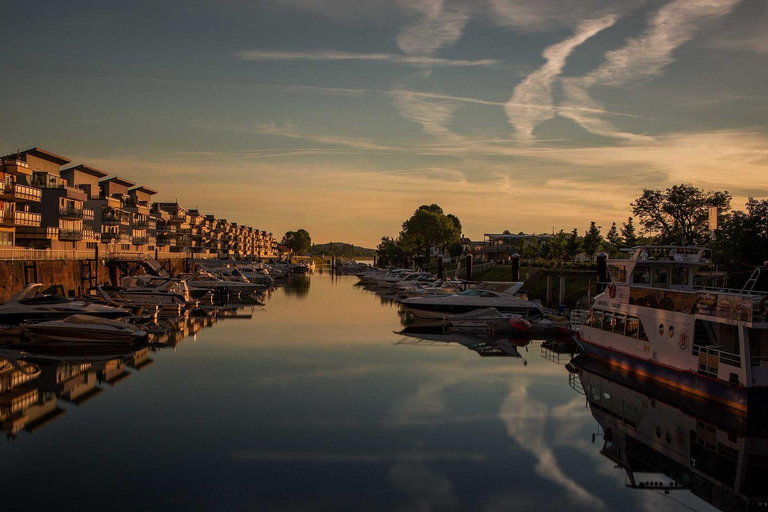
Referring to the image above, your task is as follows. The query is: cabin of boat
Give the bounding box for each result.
[576,246,768,409]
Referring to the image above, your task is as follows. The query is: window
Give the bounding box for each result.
[652,267,669,287]
[672,267,689,286]
[632,267,650,284]
[614,314,626,335]
[592,311,603,328]
[0,231,12,246]
[609,266,628,283]
[626,318,639,338]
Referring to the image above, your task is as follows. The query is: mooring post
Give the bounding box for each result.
[511,253,520,281]
[559,275,566,307]
[546,275,552,307]
[466,254,473,281]
[438,257,444,279]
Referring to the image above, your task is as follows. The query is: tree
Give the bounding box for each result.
[376,236,405,267]
[398,205,461,263]
[282,229,312,254]
[542,230,569,262]
[631,184,731,245]
[714,198,768,269]
[581,222,603,257]
[566,228,581,258]
[605,222,622,256]
[621,217,639,248]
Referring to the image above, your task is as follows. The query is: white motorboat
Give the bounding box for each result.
[22,315,148,344]
[236,265,276,286]
[181,271,265,293]
[400,281,545,319]
[91,276,196,308]
[0,284,130,325]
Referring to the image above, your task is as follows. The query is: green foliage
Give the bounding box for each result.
[605,222,622,256]
[621,217,639,248]
[566,228,580,257]
[581,222,603,257]
[282,229,312,254]
[398,204,461,263]
[714,198,768,268]
[376,236,406,267]
[631,184,731,245]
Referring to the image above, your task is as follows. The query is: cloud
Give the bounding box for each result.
[505,14,618,140]
[396,0,469,57]
[388,462,460,512]
[488,0,641,32]
[390,90,461,138]
[561,0,742,140]
[237,50,497,67]
[499,380,606,509]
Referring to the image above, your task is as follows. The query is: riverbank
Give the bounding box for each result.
[473,266,594,307]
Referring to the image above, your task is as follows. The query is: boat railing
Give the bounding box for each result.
[692,344,742,371]
[569,309,589,332]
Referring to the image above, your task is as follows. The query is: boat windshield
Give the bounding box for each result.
[457,289,498,298]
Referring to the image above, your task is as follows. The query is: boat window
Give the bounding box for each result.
[672,266,689,286]
[609,266,627,283]
[614,314,626,335]
[602,313,614,331]
[652,267,669,287]
[716,324,740,355]
[747,328,768,367]
[632,267,650,285]
[638,319,648,341]
[592,311,603,328]
[626,318,639,338]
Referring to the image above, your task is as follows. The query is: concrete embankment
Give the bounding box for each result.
[0,258,186,302]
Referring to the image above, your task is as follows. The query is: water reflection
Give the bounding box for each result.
[396,326,531,362]
[283,275,311,298]
[571,354,768,511]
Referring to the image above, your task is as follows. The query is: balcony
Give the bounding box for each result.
[134,219,150,229]
[59,230,83,241]
[82,230,100,241]
[102,208,131,225]
[4,183,42,202]
[14,211,42,227]
[83,208,95,221]
[101,231,130,243]
[59,205,84,219]
[168,214,187,223]
[132,236,149,246]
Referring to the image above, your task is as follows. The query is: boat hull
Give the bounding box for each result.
[575,336,768,413]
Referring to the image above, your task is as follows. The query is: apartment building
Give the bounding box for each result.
[0,146,279,259]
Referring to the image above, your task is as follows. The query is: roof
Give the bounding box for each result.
[128,185,158,195]
[99,176,135,188]
[61,164,108,178]
[10,147,71,165]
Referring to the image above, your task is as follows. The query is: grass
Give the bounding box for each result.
[472,265,597,308]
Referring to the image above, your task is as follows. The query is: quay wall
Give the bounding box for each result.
[0,258,188,302]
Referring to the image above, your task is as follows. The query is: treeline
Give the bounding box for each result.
[308,242,376,258]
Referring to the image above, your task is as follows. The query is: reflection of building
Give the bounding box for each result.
[0,357,65,437]
[573,355,768,511]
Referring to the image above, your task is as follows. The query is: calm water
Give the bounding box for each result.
[0,273,736,511]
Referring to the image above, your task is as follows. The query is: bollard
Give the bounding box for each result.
[466,254,473,282]
[511,253,520,281]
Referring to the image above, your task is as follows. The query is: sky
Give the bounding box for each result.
[0,0,766,247]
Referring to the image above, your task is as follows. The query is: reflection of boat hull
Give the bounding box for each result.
[575,336,768,413]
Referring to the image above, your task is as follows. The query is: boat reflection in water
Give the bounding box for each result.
[395,324,535,362]
[570,354,768,511]
[0,292,267,439]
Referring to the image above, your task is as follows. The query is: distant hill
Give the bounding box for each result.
[309,242,376,258]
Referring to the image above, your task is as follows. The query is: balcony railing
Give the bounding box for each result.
[59,230,83,241]
[6,183,42,202]
[134,219,150,229]
[101,231,130,242]
[83,208,95,221]
[132,236,149,245]
[14,211,41,227]
[59,206,84,219]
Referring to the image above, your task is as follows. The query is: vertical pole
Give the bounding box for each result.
[94,244,99,285]
[466,254,473,282]
[438,257,444,279]
[559,276,566,307]
[546,275,552,307]
[511,253,520,281]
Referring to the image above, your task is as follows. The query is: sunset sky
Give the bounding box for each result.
[1,0,766,247]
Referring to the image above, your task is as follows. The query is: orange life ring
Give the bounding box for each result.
[607,284,616,299]
[761,295,768,317]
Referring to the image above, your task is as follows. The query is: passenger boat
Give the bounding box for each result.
[569,354,768,510]
[399,281,545,319]
[0,284,130,325]
[21,315,148,345]
[575,246,768,412]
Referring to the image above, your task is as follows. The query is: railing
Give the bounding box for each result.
[83,208,95,221]
[59,206,84,218]
[132,237,149,245]
[7,183,42,202]
[101,232,130,242]
[134,219,150,229]
[0,248,98,261]
[693,344,742,369]
[14,211,41,227]
[58,230,83,241]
